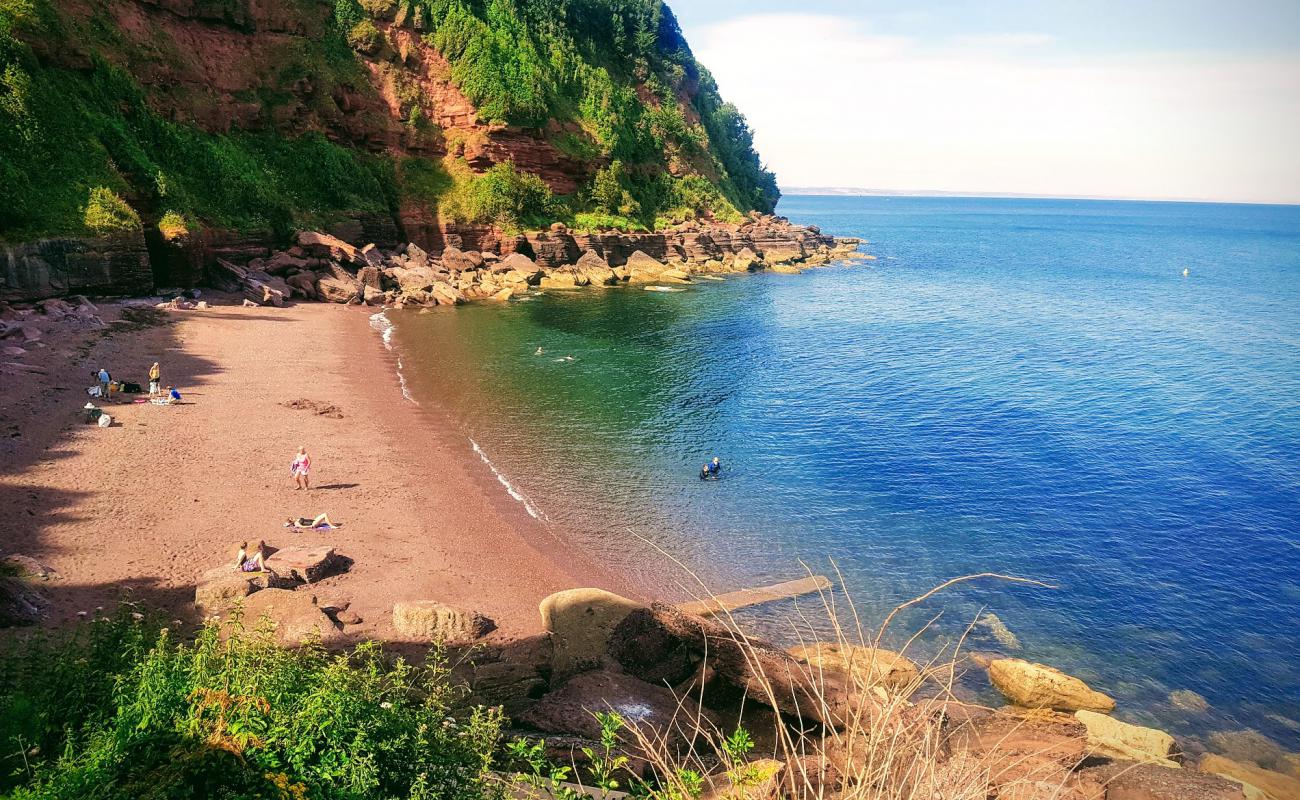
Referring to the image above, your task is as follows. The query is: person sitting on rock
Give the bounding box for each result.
[235,541,267,573]
[285,513,342,530]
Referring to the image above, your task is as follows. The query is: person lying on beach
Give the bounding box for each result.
[284,513,342,530]
[234,541,267,573]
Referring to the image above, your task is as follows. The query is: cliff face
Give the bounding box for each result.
[0,0,781,298]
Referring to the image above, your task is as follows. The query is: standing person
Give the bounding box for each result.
[290,447,312,490]
[148,362,161,396]
[96,367,111,400]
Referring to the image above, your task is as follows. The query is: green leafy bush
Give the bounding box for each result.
[440,160,560,231]
[157,210,189,240]
[346,19,381,52]
[83,187,141,233]
[0,607,505,800]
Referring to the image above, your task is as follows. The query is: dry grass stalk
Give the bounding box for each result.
[618,538,1079,799]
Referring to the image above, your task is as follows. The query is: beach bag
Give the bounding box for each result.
[97,414,113,428]
[121,382,143,394]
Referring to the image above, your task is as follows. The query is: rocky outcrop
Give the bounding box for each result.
[1083,761,1246,800]
[607,602,865,728]
[988,658,1117,713]
[1,234,152,302]
[539,588,643,683]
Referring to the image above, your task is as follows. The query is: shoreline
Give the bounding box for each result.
[6,290,1300,798]
[1,298,636,639]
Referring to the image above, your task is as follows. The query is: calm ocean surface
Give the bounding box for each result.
[390,196,1300,747]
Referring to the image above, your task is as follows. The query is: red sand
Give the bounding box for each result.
[0,301,634,639]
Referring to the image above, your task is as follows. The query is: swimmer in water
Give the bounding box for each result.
[535,347,544,355]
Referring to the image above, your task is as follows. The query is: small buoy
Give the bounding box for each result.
[1182,268,1190,277]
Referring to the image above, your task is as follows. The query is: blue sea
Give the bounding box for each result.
[389,196,1300,748]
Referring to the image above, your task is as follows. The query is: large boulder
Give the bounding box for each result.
[393,601,495,644]
[538,268,583,289]
[429,281,465,306]
[988,658,1116,713]
[521,670,718,751]
[440,245,481,273]
[263,546,348,584]
[263,251,310,276]
[731,247,761,272]
[540,588,643,683]
[194,566,296,616]
[297,231,360,265]
[285,271,318,299]
[241,588,343,646]
[624,250,668,283]
[946,707,1089,791]
[574,250,618,286]
[1083,761,1246,800]
[1075,709,1179,766]
[1200,755,1300,800]
[788,643,919,692]
[495,252,540,277]
[607,602,860,728]
[316,276,357,304]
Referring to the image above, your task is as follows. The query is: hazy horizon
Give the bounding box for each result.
[777,186,1300,206]
[674,1,1300,207]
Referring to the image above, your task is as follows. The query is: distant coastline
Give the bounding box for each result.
[780,187,1300,207]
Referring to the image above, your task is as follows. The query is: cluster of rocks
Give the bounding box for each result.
[219,218,866,310]
[453,588,1288,800]
[193,544,354,646]
[182,559,1300,800]
[0,296,104,369]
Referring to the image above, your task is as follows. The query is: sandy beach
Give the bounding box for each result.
[0,300,632,639]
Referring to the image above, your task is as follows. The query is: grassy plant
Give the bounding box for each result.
[82,187,141,233]
[0,606,506,799]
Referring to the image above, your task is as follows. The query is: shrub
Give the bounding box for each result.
[440,160,560,231]
[346,19,381,52]
[157,210,188,240]
[82,187,141,233]
[0,607,505,799]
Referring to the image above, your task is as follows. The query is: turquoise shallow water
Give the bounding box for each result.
[390,196,1300,748]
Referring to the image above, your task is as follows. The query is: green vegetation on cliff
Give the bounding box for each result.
[0,0,777,242]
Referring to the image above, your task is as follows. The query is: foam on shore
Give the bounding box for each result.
[470,438,549,522]
[369,310,417,405]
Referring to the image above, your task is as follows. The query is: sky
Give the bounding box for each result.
[673,1,1300,204]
